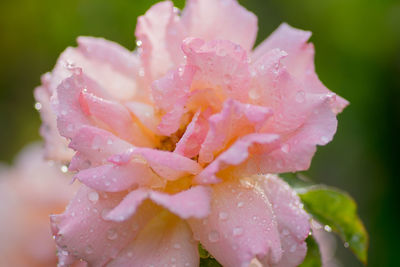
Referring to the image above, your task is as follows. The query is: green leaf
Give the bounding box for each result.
[299,236,322,267]
[300,186,368,264]
[281,173,368,264]
[198,244,222,267]
[199,258,223,267]
[198,243,211,259]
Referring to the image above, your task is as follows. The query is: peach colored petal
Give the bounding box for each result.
[181,0,258,51]
[182,38,251,102]
[199,99,273,164]
[51,185,162,266]
[174,109,211,158]
[188,179,282,267]
[195,133,280,184]
[110,148,202,181]
[106,186,211,222]
[107,212,199,267]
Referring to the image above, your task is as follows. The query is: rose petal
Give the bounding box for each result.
[199,99,273,164]
[181,0,258,51]
[174,109,211,158]
[51,185,161,266]
[78,90,154,147]
[136,1,186,81]
[182,38,251,102]
[257,175,310,266]
[68,125,133,171]
[107,212,199,267]
[106,186,212,222]
[110,148,202,181]
[188,179,282,267]
[195,133,280,184]
[152,64,196,135]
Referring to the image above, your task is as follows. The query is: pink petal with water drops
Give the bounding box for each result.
[174,109,211,158]
[51,185,162,266]
[74,162,163,192]
[188,179,282,267]
[199,99,273,164]
[152,64,196,135]
[106,186,211,222]
[125,101,160,134]
[136,1,186,81]
[195,133,280,184]
[79,90,154,147]
[258,175,310,266]
[68,125,133,171]
[252,23,348,113]
[181,0,258,51]
[107,212,199,267]
[110,148,202,181]
[182,38,251,101]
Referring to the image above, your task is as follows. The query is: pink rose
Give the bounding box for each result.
[35,0,348,266]
[0,144,80,267]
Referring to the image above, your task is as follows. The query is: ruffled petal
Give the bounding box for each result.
[199,99,273,164]
[181,0,258,51]
[125,101,160,134]
[79,90,154,147]
[107,212,199,267]
[110,148,202,181]
[195,133,280,184]
[248,48,338,173]
[174,109,211,158]
[51,185,161,266]
[188,179,282,267]
[106,186,211,221]
[182,38,251,102]
[68,125,133,171]
[152,65,196,135]
[135,1,186,81]
[74,163,163,192]
[257,175,310,266]
[252,23,348,113]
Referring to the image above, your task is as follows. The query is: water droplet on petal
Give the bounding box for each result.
[208,231,220,243]
[281,144,290,153]
[295,90,305,103]
[233,227,243,236]
[344,242,349,248]
[237,202,244,208]
[85,245,93,254]
[88,191,99,203]
[107,228,118,240]
[321,136,330,143]
[136,40,142,47]
[173,243,181,249]
[60,165,68,173]
[218,212,228,221]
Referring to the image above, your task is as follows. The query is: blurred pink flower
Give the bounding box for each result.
[35,0,348,266]
[0,144,80,267]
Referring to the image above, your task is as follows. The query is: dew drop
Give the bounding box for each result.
[295,90,305,103]
[344,242,349,248]
[136,40,142,47]
[321,136,330,143]
[218,212,228,221]
[237,201,244,208]
[232,227,243,236]
[107,228,118,240]
[249,89,259,100]
[107,139,113,145]
[324,225,332,232]
[173,243,181,249]
[281,144,290,153]
[34,102,42,110]
[85,245,93,255]
[208,231,220,243]
[60,165,68,173]
[127,251,133,258]
[88,191,99,203]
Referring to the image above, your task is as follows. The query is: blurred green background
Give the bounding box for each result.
[0,0,398,265]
